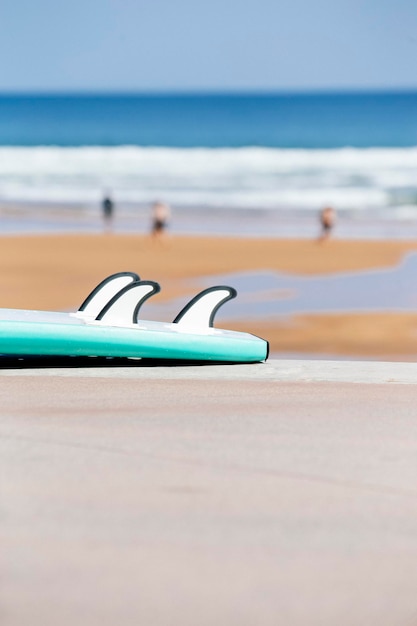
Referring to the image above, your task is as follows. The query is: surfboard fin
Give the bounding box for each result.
[77,272,140,318]
[95,280,161,325]
[173,286,237,328]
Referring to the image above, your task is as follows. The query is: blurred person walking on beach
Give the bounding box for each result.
[151,200,171,241]
[318,206,336,242]
[102,192,114,232]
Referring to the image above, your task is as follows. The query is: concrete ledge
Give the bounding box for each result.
[3,358,417,625]
[1,358,417,384]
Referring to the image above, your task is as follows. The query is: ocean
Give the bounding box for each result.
[1,91,417,236]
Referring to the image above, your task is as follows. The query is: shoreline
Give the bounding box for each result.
[2,202,417,240]
[0,232,417,360]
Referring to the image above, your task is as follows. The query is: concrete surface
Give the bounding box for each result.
[2,359,417,625]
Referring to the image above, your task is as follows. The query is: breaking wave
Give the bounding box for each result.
[0,145,417,215]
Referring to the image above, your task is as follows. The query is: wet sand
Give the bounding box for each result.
[1,233,417,358]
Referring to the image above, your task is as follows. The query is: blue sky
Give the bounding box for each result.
[0,0,416,92]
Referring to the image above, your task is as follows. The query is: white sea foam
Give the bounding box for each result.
[0,146,416,214]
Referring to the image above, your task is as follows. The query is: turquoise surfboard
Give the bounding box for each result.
[0,273,268,363]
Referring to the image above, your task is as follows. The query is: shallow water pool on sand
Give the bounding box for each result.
[141,252,417,324]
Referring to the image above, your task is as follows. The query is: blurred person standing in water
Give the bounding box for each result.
[151,201,171,241]
[102,192,114,232]
[318,206,336,242]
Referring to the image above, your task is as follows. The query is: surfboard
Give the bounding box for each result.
[0,273,268,363]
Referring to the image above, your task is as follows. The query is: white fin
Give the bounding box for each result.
[96,281,160,325]
[77,272,139,318]
[173,286,237,328]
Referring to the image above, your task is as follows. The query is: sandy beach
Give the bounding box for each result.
[1,232,417,359]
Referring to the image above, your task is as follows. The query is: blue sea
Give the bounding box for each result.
[1,91,417,235]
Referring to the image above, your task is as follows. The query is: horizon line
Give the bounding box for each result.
[0,86,417,97]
